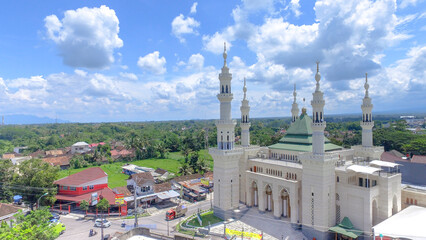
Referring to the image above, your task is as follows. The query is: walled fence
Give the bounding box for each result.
[112,227,195,240]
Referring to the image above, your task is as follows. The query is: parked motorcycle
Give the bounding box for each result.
[89,229,97,237]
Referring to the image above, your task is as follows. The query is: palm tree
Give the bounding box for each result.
[195,158,209,174]
[178,163,192,176]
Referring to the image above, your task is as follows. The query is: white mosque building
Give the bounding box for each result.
[209,44,402,240]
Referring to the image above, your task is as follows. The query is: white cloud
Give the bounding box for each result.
[290,0,301,17]
[171,14,200,43]
[187,53,204,70]
[44,5,123,69]
[202,32,233,54]
[119,72,138,81]
[190,2,198,14]
[137,51,167,75]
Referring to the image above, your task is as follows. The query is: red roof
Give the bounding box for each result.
[89,142,106,148]
[412,155,426,164]
[54,167,107,186]
[55,187,116,205]
[381,152,406,163]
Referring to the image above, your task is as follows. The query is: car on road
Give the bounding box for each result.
[94,218,111,228]
[49,212,60,220]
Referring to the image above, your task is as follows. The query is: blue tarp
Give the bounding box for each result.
[13,195,22,202]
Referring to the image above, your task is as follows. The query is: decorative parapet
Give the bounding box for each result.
[209,147,243,156]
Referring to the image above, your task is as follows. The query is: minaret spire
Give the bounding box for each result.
[311,61,326,154]
[215,41,235,150]
[241,77,251,147]
[291,83,299,123]
[223,42,227,67]
[364,73,369,98]
[361,72,374,148]
[315,61,321,92]
[243,78,247,100]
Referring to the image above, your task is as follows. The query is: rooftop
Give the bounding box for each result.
[54,167,107,186]
[269,112,342,152]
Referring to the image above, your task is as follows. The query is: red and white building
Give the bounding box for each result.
[54,167,116,207]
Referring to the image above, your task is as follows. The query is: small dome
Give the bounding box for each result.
[315,72,321,82]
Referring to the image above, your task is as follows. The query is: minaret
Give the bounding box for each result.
[311,61,326,154]
[210,42,240,220]
[216,42,236,150]
[300,62,336,239]
[361,73,374,148]
[291,83,299,123]
[240,78,251,147]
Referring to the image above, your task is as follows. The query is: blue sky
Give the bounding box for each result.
[0,0,425,122]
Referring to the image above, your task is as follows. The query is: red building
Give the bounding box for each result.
[54,167,116,207]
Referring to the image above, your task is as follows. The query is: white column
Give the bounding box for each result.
[254,190,258,206]
[267,195,271,211]
[283,199,288,217]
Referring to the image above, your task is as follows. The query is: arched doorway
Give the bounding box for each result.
[252,182,258,207]
[372,199,378,226]
[392,195,398,215]
[266,185,273,212]
[281,189,290,218]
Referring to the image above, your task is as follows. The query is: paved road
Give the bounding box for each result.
[57,197,213,240]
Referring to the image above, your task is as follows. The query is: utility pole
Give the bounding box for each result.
[167,218,169,236]
[134,178,138,227]
[101,210,104,240]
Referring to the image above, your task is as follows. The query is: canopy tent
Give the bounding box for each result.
[156,190,180,200]
[347,165,381,175]
[373,205,426,240]
[369,160,401,168]
[329,217,363,239]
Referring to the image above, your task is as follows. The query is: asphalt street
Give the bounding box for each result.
[57,197,213,240]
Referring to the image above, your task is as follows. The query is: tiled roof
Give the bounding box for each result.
[55,187,116,205]
[172,173,203,183]
[272,112,342,152]
[29,150,45,158]
[412,155,426,164]
[155,168,167,175]
[381,152,406,163]
[2,153,17,160]
[0,203,21,218]
[203,171,213,180]
[129,172,154,186]
[54,167,107,186]
[43,155,71,166]
[45,149,64,156]
[154,182,172,193]
[112,186,132,197]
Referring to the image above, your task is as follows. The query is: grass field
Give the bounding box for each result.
[57,150,213,189]
[57,157,184,189]
[187,211,222,227]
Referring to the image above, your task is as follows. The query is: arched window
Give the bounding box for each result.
[316,112,319,123]
[320,112,323,122]
[226,85,228,93]
[366,114,369,122]
[222,85,224,93]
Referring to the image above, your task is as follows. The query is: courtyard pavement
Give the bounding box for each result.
[209,204,306,240]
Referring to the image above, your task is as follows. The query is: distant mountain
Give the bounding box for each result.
[1,114,70,125]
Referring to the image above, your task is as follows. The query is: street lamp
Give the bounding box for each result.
[37,193,48,209]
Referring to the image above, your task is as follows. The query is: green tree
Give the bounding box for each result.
[0,209,57,240]
[12,159,59,207]
[97,198,109,212]
[0,160,14,201]
[80,200,90,216]
[178,163,192,176]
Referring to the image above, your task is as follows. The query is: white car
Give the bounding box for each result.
[94,219,111,228]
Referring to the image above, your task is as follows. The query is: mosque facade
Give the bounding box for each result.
[209,44,402,240]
